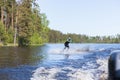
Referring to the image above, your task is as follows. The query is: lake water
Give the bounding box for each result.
[0,43,120,80]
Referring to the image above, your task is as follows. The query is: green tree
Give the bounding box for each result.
[17,0,34,47]
[0,21,7,44]
[40,13,49,43]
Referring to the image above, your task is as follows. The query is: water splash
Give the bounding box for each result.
[31,44,120,80]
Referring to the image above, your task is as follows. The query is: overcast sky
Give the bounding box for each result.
[38,0,120,36]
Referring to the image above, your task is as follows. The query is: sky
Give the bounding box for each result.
[37,0,120,36]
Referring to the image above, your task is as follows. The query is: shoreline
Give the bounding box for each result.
[0,43,44,47]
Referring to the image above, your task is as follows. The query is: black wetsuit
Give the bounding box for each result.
[64,41,70,49]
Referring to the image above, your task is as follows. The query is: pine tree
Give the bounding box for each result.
[17,0,34,46]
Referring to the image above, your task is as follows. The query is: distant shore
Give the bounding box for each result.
[0,43,44,47]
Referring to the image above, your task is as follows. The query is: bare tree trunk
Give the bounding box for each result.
[14,27,17,46]
[1,6,4,23]
[11,1,14,30]
[14,6,18,46]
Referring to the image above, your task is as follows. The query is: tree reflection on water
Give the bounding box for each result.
[0,46,46,68]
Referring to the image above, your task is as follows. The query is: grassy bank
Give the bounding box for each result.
[0,43,44,47]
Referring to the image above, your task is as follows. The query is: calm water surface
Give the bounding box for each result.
[0,45,48,80]
[0,43,120,80]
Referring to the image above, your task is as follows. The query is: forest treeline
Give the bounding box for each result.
[0,0,49,46]
[0,0,120,47]
[49,29,120,43]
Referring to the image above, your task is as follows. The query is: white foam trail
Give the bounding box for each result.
[97,59,108,72]
[48,46,108,55]
[31,67,61,80]
[31,67,94,80]
[68,69,94,80]
[48,47,91,55]
[96,58,108,79]
[31,58,108,80]
[48,48,61,54]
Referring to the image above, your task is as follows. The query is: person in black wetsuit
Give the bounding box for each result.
[64,37,72,50]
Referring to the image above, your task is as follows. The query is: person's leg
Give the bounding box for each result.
[64,46,66,49]
[64,43,67,50]
[66,45,69,51]
[63,44,67,51]
[68,45,69,49]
